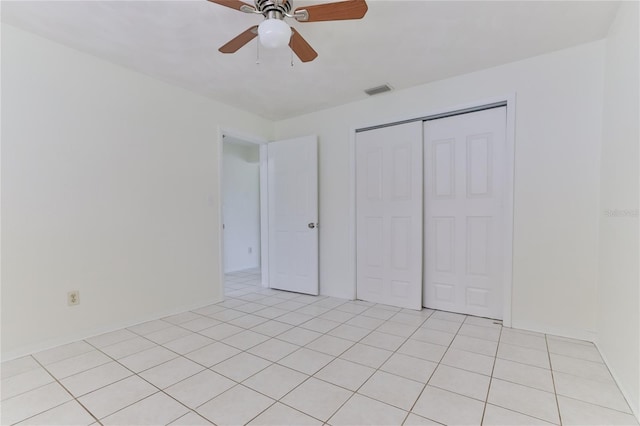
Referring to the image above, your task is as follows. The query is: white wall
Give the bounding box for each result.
[222,142,261,272]
[274,41,605,339]
[1,25,272,359]
[597,1,639,416]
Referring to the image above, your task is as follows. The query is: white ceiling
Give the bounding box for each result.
[2,1,619,120]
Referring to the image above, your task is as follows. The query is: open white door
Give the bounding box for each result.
[268,135,319,295]
[423,107,507,319]
[356,122,423,310]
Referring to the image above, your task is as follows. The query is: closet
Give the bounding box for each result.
[355,106,509,319]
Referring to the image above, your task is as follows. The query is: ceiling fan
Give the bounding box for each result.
[207,0,368,62]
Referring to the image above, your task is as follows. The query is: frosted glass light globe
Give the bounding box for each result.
[258,19,291,49]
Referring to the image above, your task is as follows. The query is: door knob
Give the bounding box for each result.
[308,223,317,229]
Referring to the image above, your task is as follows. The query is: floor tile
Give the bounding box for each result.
[139,356,204,389]
[273,300,307,311]
[192,304,226,317]
[227,314,269,329]
[358,370,424,410]
[487,378,559,424]
[163,333,214,355]
[1,357,41,380]
[380,353,437,383]
[314,358,376,391]
[99,336,157,360]
[1,367,54,401]
[428,364,490,401]
[197,385,274,426]
[346,315,386,330]
[16,400,95,426]
[412,385,484,426]
[553,371,632,413]
[450,334,498,356]
[500,328,547,351]
[247,338,300,362]
[183,341,241,367]
[398,339,447,363]
[118,345,178,373]
[329,393,408,426]
[250,320,293,337]
[334,302,369,315]
[164,370,235,409]
[33,341,94,365]
[557,395,639,425]
[277,312,315,326]
[547,338,603,362]
[299,317,341,334]
[402,412,441,425]
[198,323,244,340]
[45,350,111,379]
[162,311,204,325]
[296,304,331,317]
[305,335,354,356]
[281,377,353,422]
[328,324,371,341]
[277,327,322,346]
[142,325,192,345]
[278,348,334,375]
[179,317,222,332]
[1,382,73,425]
[169,411,214,425]
[243,364,308,399]
[360,331,406,351]
[377,321,419,338]
[61,362,133,397]
[550,353,614,383]
[410,328,455,346]
[86,329,137,348]
[483,403,555,425]
[127,320,172,336]
[464,316,502,328]
[206,308,246,322]
[248,402,321,425]
[101,392,189,425]
[431,311,466,323]
[390,312,428,327]
[340,343,393,368]
[492,358,555,392]
[497,342,550,369]
[78,376,156,420]
[211,352,271,382]
[422,318,462,334]
[253,307,289,320]
[319,310,356,323]
[458,323,501,341]
[362,307,397,320]
[222,330,270,350]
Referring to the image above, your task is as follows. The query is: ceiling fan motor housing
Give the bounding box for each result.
[255,0,292,17]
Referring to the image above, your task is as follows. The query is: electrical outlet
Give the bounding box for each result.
[67,290,80,306]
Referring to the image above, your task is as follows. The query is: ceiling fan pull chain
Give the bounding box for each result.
[256,38,261,65]
[290,48,294,67]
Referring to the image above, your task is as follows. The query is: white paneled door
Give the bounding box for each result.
[423,107,507,319]
[356,122,423,310]
[268,135,319,295]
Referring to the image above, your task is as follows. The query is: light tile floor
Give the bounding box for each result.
[2,268,638,425]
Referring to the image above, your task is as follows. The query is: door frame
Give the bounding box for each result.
[349,94,516,326]
[217,127,270,296]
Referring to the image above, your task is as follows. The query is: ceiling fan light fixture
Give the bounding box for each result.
[258,18,291,49]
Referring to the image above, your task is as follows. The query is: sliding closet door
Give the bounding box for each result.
[356,122,423,310]
[423,107,507,319]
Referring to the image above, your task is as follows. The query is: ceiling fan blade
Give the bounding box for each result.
[219,26,258,53]
[207,0,254,12]
[289,28,318,62]
[294,0,368,22]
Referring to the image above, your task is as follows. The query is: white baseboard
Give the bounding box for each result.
[1,297,223,362]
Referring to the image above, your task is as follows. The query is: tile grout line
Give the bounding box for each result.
[479,321,504,425]
[546,333,564,425]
